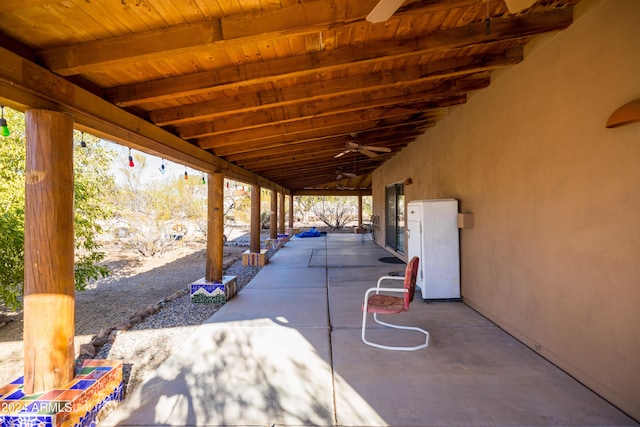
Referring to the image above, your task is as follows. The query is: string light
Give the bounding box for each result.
[128,148,135,167]
[0,106,10,137]
[80,132,87,148]
[485,0,491,34]
[159,159,166,174]
[184,166,188,180]
[201,173,206,185]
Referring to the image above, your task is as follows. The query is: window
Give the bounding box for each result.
[385,183,405,254]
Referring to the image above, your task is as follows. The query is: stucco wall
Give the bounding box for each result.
[372,0,640,419]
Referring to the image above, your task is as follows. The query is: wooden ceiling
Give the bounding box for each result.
[0,0,579,194]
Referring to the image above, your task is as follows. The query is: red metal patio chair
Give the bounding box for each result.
[361,256,429,351]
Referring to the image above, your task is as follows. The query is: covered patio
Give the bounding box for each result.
[101,233,635,426]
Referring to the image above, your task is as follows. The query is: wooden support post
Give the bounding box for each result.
[288,194,294,228]
[358,195,363,227]
[205,173,224,283]
[270,189,277,240]
[23,110,75,395]
[278,192,285,235]
[250,184,261,253]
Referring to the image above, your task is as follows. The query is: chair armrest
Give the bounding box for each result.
[376,275,404,289]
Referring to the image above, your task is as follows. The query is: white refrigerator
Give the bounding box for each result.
[407,199,460,300]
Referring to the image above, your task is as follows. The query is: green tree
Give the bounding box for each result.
[0,108,116,309]
[110,157,209,256]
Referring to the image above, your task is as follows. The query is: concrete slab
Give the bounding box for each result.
[328,265,406,284]
[205,287,329,327]
[247,265,327,289]
[332,326,635,426]
[102,324,334,427]
[266,247,314,266]
[101,233,638,427]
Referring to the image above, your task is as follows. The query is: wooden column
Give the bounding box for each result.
[358,195,363,227]
[288,194,294,228]
[250,184,261,253]
[205,173,224,283]
[23,110,75,394]
[278,192,285,235]
[270,189,277,240]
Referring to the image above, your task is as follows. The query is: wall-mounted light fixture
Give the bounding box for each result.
[606,98,640,128]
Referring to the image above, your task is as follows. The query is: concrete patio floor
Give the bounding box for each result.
[101,233,637,426]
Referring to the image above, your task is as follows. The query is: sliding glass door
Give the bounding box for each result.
[385,183,405,254]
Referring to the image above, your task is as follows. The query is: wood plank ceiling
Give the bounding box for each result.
[0,0,579,194]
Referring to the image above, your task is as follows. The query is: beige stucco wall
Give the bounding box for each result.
[372,0,640,419]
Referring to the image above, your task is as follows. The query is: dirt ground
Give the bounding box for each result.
[0,242,247,387]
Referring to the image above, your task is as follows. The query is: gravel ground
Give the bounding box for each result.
[0,242,268,397]
[91,259,262,394]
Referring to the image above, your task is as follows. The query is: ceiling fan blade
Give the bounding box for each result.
[334,150,349,158]
[343,172,357,178]
[504,0,537,13]
[346,141,359,149]
[361,145,392,153]
[366,0,406,23]
[359,147,379,158]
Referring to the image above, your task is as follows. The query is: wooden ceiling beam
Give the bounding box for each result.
[231,137,416,167]
[251,156,383,176]
[0,46,287,193]
[198,110,434,150]
[224,130,422,162]
[105,8,571,106]
[40,0,481,77]
[209,121,433,156]
[177,95,453,139]
[236,140,413,170]
[151,55,501,127]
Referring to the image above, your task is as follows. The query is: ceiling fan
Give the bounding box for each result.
[336,168,357,180]
[336,180,356,191]
[334,141,391,158]
[366,0,537,23]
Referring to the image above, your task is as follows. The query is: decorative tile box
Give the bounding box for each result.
[286,227,300,236]
[190,276,237,304]
[265,239,283,250]
[0,359,123,427]
[242,249,268,267]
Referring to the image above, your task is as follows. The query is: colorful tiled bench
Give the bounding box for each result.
[190,276,238,304]
[0,359,123,427]
[242,249,268,266]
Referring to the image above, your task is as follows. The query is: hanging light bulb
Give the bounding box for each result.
[184,166,189,180]
[159,159,166,174]
[80,132,87,148]
[201,173,206,185]
[0,106,10,137]
[128,148,135,167]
